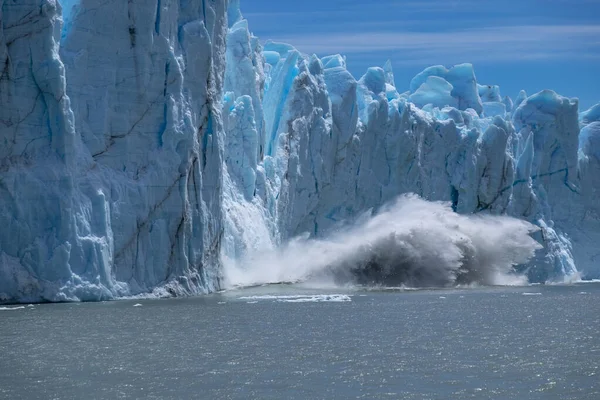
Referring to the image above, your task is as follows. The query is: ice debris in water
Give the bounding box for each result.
[239,295,352,303]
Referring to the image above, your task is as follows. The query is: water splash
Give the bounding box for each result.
[224,195,541,289]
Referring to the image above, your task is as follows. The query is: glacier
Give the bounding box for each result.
[1,0,599,303]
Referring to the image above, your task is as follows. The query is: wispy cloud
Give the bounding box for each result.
[270,25,600,65]
[244,10,330,18]
[244,0,516,23]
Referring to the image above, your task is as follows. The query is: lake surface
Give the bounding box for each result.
[1,283,599,399]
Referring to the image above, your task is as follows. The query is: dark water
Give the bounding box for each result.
[1,283,599,400]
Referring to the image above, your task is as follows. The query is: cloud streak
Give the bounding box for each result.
[269,25,600,65]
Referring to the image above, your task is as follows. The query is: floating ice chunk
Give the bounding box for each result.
[239,294,351,303]
[279,294,351,303]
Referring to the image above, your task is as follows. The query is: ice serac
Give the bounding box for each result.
[1,0,228,303]
[410,64,483,115]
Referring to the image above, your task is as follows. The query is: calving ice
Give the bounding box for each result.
[0,0,599,303]
[223,195,541,289]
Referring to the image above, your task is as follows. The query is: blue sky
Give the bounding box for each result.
[241,0,600,110]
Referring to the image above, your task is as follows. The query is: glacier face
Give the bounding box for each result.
[1,0,599,303]
[221,5,600,286]
[1,0,227,302]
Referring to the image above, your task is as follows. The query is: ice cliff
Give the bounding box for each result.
[1,0,227,302]
[1,0,599,303]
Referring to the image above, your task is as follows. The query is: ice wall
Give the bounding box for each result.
[1,1,599,303]
[1,0,228,302]
[221,8,600,284]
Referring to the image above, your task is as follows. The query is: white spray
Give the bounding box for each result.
[223,195,541,289]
